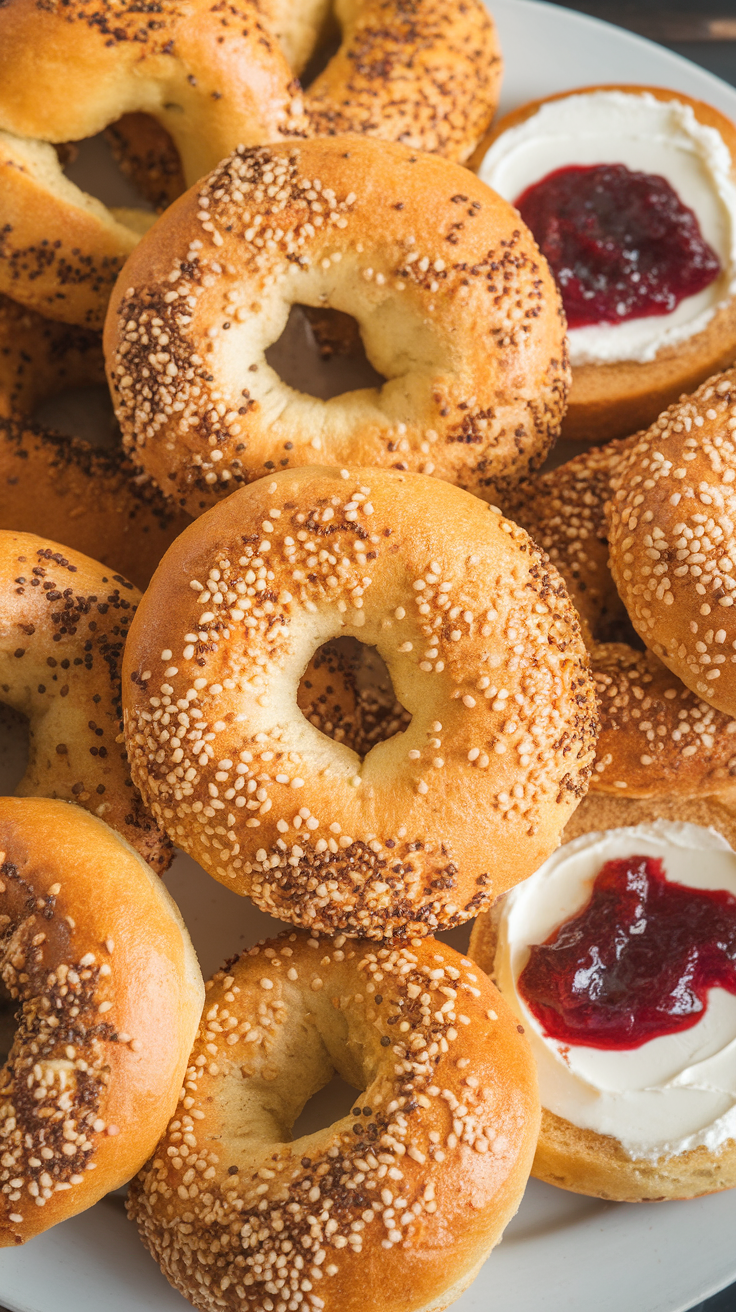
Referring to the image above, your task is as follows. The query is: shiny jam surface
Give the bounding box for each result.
[518,855,736,1049]
[515,163,721,329]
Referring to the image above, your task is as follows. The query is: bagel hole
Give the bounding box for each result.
[593,609,646,650]
[265,305,386,400]
[298,637,411,758]
[59,132,156,214]
[0,703,29,796]
[32,384,120,450]
[291,1072,359,1139]
[0,977,16,1066]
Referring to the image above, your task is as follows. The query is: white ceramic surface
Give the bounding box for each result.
[4,2,736,1309]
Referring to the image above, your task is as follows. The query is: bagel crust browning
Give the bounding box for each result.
[129,932,539,1312]
[0,418,191,592]
[501,440,736,797]
[0,797,203,1245]
[608,368,736,717]
[122,467,597,938]
[0,129,151,330]
[0,292,104,419]
[104,136,569,516]
[470,85,736,443]
[0,530,170,871]
[303,0,502,164]
[0,0,307,187]
[0,293,192,590]
[470,791,736,1201]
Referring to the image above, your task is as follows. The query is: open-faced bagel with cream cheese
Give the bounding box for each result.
[472,85,736,442]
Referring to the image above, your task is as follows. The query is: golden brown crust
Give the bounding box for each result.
[0,293,192,590]
[104,136,569,517]
[0,797,203,1245]
[0,529,171,872]
[304,0,502,165]
[122,466,597,937]
[0,131,147,330]
[129,931,539,1312]
[608,367,736,716]
[502,439,736,796]
[0,293,104,418]
[591,642,736,796]
[471,791,736,1201]
[470,85,736,442]
[0,0,307,185]
[0,0,307,325]
[499,439,630,642]
[0,418,191,592]
[104,114,185,216]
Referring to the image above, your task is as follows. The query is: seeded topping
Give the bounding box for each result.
[498,439,736,798]
[0,532,170,871]
[304,0,501,163]
[129,931,537,1312]
[123,467,597,938]
[0,856,114,1237]
[107,136,568,517]
[608,369,736,716]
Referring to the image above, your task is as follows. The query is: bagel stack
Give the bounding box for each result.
[7,0,736,1300]
[0,5,600,1304]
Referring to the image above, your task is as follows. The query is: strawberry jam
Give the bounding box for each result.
[518,854,736,1049]
[515,163,721,329]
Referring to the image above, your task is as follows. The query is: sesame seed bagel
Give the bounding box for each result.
[104,136,569,518]
[470,791,736,1201]
[0,128,155,330]
[499,440,631,646]
[469,86,736,443]
[0,0,308,326]
[122,466,597,939]
[0,293,192,590]
[303,0,502,164]
[0,529,170,872]
[128,931,539,1312]
[501,440,736,797]
[608,368,736,717]
[0,796,203,1245]
[0,418,191,592]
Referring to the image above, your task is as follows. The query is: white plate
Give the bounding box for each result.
[4,2,736,1309]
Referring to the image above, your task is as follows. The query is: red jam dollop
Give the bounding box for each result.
[515,163,721,329]
[518,854,736,1049]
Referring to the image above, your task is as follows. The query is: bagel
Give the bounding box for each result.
[471,86,736,442]
[0,293,191,589]
[0,292,104,420]
[0,796,203,1245]
[0,128,155,329]
[0,529,170,872]
[607,367,736,718]
[0,0,307,327]
[104,136,569,517]
[471,791,736,1201]
[0,418,191,592]
[501,441,736,797]
[302,0,502,164]
[0,0,501,328]
[129,930,539,1312]
[122,466,597,938]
